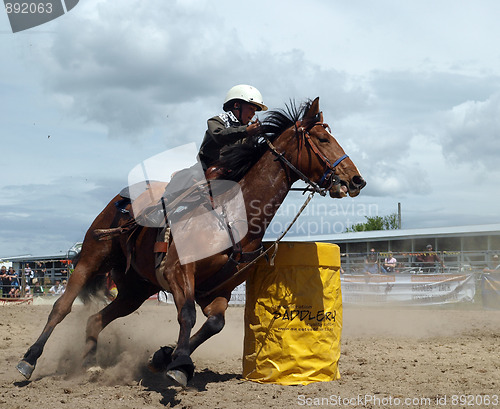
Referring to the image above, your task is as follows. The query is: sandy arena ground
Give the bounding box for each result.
[0,300,499,409]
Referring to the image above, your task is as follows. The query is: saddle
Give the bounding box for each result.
[93,166,262,294]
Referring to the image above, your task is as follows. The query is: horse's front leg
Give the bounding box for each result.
[166,265,197,387]
[187,296,228,352]
[149,296,229,375]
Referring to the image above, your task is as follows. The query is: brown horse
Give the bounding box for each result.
[17,97,365,386]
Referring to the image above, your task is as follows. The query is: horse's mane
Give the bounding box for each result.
[215,99,313,181]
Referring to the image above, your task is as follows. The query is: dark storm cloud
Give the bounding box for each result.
[37,3,229,137]
[31,2,369,140]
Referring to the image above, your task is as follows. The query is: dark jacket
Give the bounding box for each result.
[198,112,248,170]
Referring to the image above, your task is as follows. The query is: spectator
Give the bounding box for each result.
[364,248,386,274]
[383,252,397,273]
[24,263,34,285]
[48,280,64,296]
[8,267,20,298]
[39,267,47,281]
[32,278,44,296]
[33,265,42,282]
[1,266,10,297]
[416,244,445,272]
[60,280,67,294]
[483,254,500,273]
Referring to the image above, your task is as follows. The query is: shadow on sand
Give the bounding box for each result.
[138,365,240,406]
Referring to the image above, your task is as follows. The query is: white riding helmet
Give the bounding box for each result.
[224,84,268,111]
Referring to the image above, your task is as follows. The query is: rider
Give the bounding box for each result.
[162,85,267,198]
[198,84,267,171]
[141,85,267,226]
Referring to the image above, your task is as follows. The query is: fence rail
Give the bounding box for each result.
[340,250,498,275]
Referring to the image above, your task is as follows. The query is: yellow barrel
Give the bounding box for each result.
[242,242,342,385]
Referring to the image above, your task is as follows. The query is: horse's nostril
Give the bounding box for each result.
[351,175,366,189]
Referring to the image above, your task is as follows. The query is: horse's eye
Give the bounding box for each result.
[318,137,329,143]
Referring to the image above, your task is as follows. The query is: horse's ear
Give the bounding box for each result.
[303,97,320,123]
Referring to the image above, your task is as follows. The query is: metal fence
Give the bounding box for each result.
[1,262,71,299]
[2,250,498,300]
[340,250,497,275]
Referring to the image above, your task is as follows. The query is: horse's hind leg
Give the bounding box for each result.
[82,270,158,369]
[16,245,112,380]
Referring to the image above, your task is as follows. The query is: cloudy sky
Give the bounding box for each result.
[1,0,500,258]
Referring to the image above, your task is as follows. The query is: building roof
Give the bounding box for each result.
[0,243,82,263]
[0,253,72,263]
[283,223,500,244]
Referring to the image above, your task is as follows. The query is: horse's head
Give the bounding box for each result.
[297,97,366,197]
[276,97,366,198]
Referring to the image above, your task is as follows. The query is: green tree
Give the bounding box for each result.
[346,213,399,232]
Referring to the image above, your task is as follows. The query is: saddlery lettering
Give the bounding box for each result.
[272,309,336,323]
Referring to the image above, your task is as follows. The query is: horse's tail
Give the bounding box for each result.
[78,274,110,304]
[72,252,111,304]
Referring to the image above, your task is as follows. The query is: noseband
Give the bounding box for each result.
[265,122,349,196]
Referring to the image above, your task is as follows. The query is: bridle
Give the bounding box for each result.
[265,121,349,196]
[197,120,351,299]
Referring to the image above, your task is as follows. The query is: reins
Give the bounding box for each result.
[197,190,315,298]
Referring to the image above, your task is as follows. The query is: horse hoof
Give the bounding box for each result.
[86,365,103,381]
[148,346,174,373]
[16,360,35,380]
[147,361,160,373]
[166,369,188,388]
[87,365,103,373]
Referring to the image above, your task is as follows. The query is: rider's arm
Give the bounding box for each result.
[206,116,248,146]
